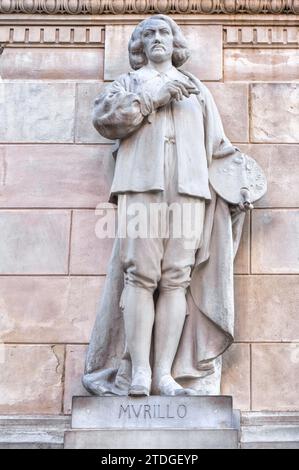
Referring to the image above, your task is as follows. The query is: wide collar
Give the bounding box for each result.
[132,64,186,83]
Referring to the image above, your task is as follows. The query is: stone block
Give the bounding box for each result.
[224,49,299,82]
[104,25,222,81]
[205,82,249,143]
[252,344,299,411]
[238,144,299,208]
[0,48,104,80]
[42,27,56,43]
[104,25,132,80]
[64,345,89,415]
[0,277,103,343]
[251,84,299,143]
[240,411,299,449]
[251,209,299,273]
[235,275,299,342]
[221,344,251,411]
[180,25,222,81]
[0,26,9,42]
[0,210,70,274]
[75,82,112,144]
[0,345,64,414]
[0,82,75,143]
[0,145,113,208]
[64,428,238,449]
[0,415,70,449]
[70,209,115,275]
[71,396,234,430]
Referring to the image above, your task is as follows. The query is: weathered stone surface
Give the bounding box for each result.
[64,345,89,415]
[241,411,299,449]
[0,145,113,207]
[224,49,299,82]
[0,82,75,143]
[0,210,70,274]
[0,277,103,343]
[252,209,299,273]
[235,275,299,342]
[0,49,104,80]
[0,24,104,46]
[0,345,64,414]
[104,25,132,80]
[180,25,222,81]
[0,415,70,449]
[234,212,250,274]
[221,344,250,411]
[251,83,299,143]
[241,411,299,427]
[75,82,112,144]
[224,26,299,47]
[104,25,222,81]
[238,144,299,208]
[241,411,299,448]
[0,1,296,15]
[252,344,299,411]
[70,209,115,275]
[205,82,249,142]
[71,396,234,429]
[65,428,238,449]
[241,432,299,449]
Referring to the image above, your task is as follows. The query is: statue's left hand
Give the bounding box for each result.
[237,200,254,212]
[230,188,254,214]
[234,188,254,213]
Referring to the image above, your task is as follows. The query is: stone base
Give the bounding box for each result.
[0,411,298,448]
[0,415,70,449]
[240,411,299,449]
[64,428,239,449]
[71,395,235,429]
[65,395,240,449]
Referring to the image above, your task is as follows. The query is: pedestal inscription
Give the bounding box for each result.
[71,396,234,429]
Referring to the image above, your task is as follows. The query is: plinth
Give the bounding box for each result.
[65,396,240,449]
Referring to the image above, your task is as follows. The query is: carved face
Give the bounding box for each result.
[141,19,174,64]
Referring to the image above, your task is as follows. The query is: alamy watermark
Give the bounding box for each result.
[94,196,204,249]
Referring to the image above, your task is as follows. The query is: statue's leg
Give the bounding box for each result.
[118,193,163,396]
[122,285,155,396]
[152,198,205,396]
[152,288,191,396]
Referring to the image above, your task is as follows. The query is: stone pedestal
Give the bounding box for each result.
[65,396,240,449]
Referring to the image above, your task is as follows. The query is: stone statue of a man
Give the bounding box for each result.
[82,15,266,397]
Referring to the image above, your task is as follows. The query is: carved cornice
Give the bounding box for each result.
[0,24,297,47]
[0,1,298,15]
[224,25,299,47]
[0,25,105,45]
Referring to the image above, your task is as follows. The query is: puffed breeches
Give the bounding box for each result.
[117,140,206,294]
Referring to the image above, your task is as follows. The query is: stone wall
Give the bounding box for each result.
[0,2,298,416]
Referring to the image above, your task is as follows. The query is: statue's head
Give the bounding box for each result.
[129,15,190,70]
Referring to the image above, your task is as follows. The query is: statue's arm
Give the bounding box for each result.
[92,75,149,140]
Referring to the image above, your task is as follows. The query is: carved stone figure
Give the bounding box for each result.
[82,15,266,397]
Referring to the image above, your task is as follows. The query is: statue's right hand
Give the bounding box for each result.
[152,79,199,109]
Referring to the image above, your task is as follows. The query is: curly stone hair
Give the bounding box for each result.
[128,15,190,70]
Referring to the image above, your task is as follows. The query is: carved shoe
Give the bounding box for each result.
[153,374,196,396]
[128,368,152,397]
